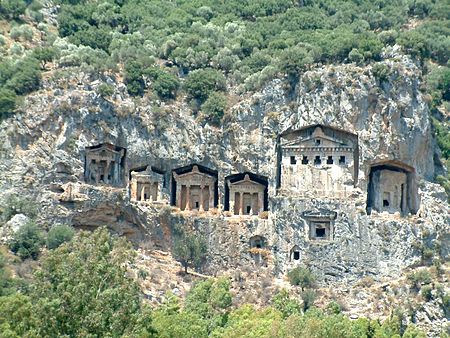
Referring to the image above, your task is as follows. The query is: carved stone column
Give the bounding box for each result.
[140,185,146,201]
[258,191,264,214]
[229,189,235,214]
[130,178,138,201]
[239,191,244,215]
[199,185,204,212]
[209,184,214,210]
[185,185,191,210]
[176,184,182,209]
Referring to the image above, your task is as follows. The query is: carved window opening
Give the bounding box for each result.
[290,156,297,165]
[315,139,321,145]
[339,156,346,165]
[315,227,326,238]
[314,156,321,166]
[301,156,309,164]
[290,245,301,261]
[250,235,266,249]
[327,156,333,164]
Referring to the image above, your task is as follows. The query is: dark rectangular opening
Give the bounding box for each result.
[301,156,309,164]
[195,201,199,208]
[383,199,389,207]
[315,139,321,145]
[327,156,333,164]
[339,156,346,165]
[246,206,251,214]
[293,251,300,260]
[314,156,321,165]
[290,156,296,165]
[316,228,326,238]
[100,175,104,181]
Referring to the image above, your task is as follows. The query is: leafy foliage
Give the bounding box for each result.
[46,224,75,250]
[8,222,45,260]
[31,228,155,337]
[287,267,315,290]
[173,228,207,273]
[185,68,226,102]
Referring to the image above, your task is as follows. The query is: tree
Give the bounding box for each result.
[201,91,227,126]
[32,47,57,70]
[0,88,17,120]
[184,68,226,102]
[31,228,156,337]
[185,278,232,333]
[125,61,145,96]
[146,68,180,99]
[6,58,42,95]
[8,222,45,260]
[0,0,26,20]
[173,230,207,273]
[46,224,75,250]
[271,289,301,319]
[287,267,315,290]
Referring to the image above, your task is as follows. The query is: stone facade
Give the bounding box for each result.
[367,161,419,215]
[130,166,164,203]
[226,174,266,215]
[173,165,217,211]
[84,143,126,186]
[278,125,357,198]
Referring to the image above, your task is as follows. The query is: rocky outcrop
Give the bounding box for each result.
[0,46,448,335]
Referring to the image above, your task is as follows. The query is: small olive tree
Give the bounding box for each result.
[173,230,207,274]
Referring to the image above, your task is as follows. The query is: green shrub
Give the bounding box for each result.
[32,47,57,69]
[0,0,27,20]
[0,194,38,222]
[407,270,432,291]
[124,61,145,96]
[46,224,75,250]
[8,222,45,260]
[6,57,41,95]
[271,289,301,319]
[97,83,115,98]
[301,289,316,311]
[348,48,364,64]
[421,285,433,301]
[184,68,226,102]
[146,68,180,99]
[200,91,227,126]
[173,230,207,273]
[10,25,33,41]
[372,63,391,83]
[287,267,315,290]
[0,88,17,120]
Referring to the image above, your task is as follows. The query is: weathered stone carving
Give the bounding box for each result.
[278,125,358,198]
[130,166,165,203]
[303,209,337,241]
[367,161,419,215]
[59,182,88,202]
[172,164,217,211]
[249,235,266,249]
[225,173,267,216]
[84,143,126,186]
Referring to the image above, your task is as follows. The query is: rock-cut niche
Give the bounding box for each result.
[366,161,419,216]
[224,173,268,215]
[129,165,165,202]
[84,143,126,187]
[276,124,358,198]
[171,164,218,211]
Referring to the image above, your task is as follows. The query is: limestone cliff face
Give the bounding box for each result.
[0,47,447,285]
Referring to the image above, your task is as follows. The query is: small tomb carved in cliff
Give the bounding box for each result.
[303,209,337,241]
[172,164,218,211]
[130,166,165,203]
[84,143,126,186]
[367,161,419,216]
[225,173,268,216]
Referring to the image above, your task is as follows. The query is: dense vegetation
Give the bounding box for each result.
[0,228,429,337]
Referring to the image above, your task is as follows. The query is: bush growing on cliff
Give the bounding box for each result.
[46,224,75,250]
[287,267,316,290]
[8,222,45,260]
[200,91,227,126]
[184,69,226,103]
[0,88,17,119]
[173,230,207,273]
